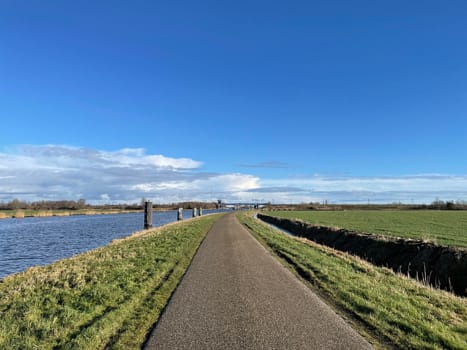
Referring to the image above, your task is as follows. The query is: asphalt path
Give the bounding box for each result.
[145,213,373,349]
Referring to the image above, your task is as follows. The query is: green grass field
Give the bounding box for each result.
[267,210,467,247]
[0,214,223,350]
[238,212,467,349]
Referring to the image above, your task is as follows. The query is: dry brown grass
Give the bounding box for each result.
[83,210,97,215]
[34,211,53,217]
[13,210,25,218]
[53,211,70,217]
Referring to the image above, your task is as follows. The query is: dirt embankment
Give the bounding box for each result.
[258,214,467,296]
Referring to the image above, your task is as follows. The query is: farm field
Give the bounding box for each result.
[267,210,467,248]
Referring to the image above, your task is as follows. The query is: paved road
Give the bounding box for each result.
[145,213,373,349]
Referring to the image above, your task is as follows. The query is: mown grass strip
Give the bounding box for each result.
[268,210,467,247]
[238,212,467,350]
[0,214,223,350]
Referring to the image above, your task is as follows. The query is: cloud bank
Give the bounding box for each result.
[0,145,465,204]
[0,145,259,203]
[246,175,467,204]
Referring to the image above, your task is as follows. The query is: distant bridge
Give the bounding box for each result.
[219,202,268,209]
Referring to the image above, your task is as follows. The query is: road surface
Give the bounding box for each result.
[145,213,373,349]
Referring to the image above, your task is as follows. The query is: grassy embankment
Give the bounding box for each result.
[238,212,467,349]
[0,209,143,219]
[0,213,223,349]
[268,210,467,248]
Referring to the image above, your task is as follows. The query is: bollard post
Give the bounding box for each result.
[177,208,183,221]
[193,208,198,217]
[144,201,153,229]
[199,208,203,216]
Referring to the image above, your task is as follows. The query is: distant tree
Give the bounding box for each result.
[77,198,86,209]
[431,199,445,209]
[445,201,455,210]
[8,199,27,210]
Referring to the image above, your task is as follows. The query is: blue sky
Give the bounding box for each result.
[1,1,466,204]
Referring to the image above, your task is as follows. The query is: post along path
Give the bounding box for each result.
[145,213,373,349]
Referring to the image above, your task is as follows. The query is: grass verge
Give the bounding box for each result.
[267,210,467,247]
[238,212,467,349]
[0,214,223,349]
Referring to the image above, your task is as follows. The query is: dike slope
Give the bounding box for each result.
[258,214,467,296]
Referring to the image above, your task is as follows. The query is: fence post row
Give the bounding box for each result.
[145,206,205,227]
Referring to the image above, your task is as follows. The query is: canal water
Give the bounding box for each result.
[0,210,223,279]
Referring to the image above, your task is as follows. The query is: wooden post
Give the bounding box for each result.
[192,208,198,217]
[177,208,183,221]
[199,208,203,216]
[144,201,153,229]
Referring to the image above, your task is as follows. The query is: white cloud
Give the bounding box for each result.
[190,174,260,192]
[99,148,201,169]
[128,174,260,202]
